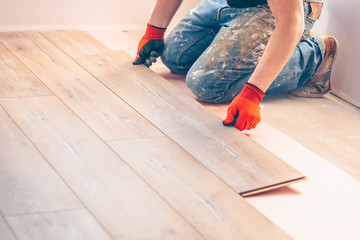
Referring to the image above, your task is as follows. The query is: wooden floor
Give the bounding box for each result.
[0,31,308,239]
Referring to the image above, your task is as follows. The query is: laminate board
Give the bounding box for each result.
[0,42,51,98]
[0,105,82,216]
[6,209,111,240]
[75,49,306,195]
[1,96,203,240]
[0,216,16,240]
[0,31,162,141]
[41,31,111,58]
[261,93,360,180]
[109,138,291,240]
[40,31,305,195]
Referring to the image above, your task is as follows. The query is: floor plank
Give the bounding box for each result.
[6,209,111,240]
[75,49,306,195]
[41,31,111,58]
[1,96,203,240]
[0,42,51,98]
[40,31,306,195]
[261,92,360,180]
[0,105,82,216]
[109,138,291,240]
[0,216,16,240]
[0,31,163,141]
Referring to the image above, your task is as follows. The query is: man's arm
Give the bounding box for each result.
[149,0,183,28]
[248,0,304,92]
[133,0,183,66]
[223,0,304,131]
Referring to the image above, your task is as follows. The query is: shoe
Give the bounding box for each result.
[290,36,339,98]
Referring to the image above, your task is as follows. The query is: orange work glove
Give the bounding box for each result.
[222,83,265,131]
[132,23,166,67]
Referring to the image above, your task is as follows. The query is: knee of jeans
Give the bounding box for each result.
[187,69,206,99]
[161,48,187,75]
[186,69,221,103]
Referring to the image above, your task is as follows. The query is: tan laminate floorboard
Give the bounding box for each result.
[6,209,112,240]
[41,30,111,58]
[0,31,294,239]
[0,42,51,98]
[0,106,82,216]
[262,93,360,180]
[0,31,162,141]
[76,49,306,195]
[1,96,203,240]
[39,31,306,195]
[109,138,291,240]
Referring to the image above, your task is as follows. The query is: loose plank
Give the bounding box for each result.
[1,96,203,240]
[0,216,16,240]
[0,105,82,216]
[0,42,51,98]
[109,138,291,240]
[6,209,111,240]
[0,31,162,141]
[76,49,306,195]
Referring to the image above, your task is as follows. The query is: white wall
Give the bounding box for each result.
[0,0,200,31]
[324,0,360,107]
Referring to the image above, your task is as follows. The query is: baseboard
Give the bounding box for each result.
[0,24,146,32]
[331,89,360,109]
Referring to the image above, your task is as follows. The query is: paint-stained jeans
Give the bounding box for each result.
[161,0,325,103]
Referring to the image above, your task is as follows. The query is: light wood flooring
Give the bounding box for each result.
[0,31,309,239]
[123,29,360,182]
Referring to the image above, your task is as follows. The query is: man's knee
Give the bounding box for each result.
[186,69,204,99]
[186,68,224,103]
[161,46,189,75]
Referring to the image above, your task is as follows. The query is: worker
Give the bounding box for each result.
[133,0,338,131]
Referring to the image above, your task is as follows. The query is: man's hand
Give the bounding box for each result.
[222,83,265,131]
[133,23,166,67]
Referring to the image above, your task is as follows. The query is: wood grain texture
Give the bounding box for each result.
[6,209,111,240]
[0,31,162,141]
[109,137,291,240]
[0,42,51,98]
[0,105,82,216]
[0,216,16,240]
[39,31,305,195]
[41,31,111,58]
[1,96,203,240]
[76,49,306,195]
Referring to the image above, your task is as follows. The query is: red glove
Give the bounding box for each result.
[222,83,265,131]
[132,23,166,67]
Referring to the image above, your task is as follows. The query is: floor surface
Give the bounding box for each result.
[88,30,360,239]
[0,31,296,240]
[0,29,359,240]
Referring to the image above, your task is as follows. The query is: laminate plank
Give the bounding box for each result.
[0,42,51,98]
[0,31,162,141]
[76,49,306,195]
[109,138,291,240]
[6,209,111,240]
[1,96,203,240]
[41,31,111,58]
[0,105,82,216]
[0,216,16,240]
[40,31,305,195]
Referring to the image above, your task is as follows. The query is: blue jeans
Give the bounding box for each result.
[161,0,325,103]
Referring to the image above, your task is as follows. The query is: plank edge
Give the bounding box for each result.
[241,176,308,197]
